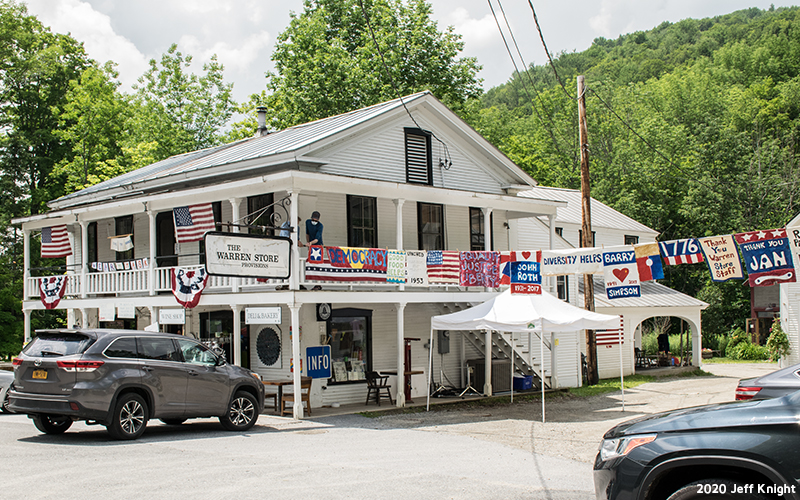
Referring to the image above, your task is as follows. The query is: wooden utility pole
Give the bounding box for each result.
[578,75,599,385]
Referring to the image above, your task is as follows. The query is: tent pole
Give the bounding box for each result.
[541,330,545,423]
[426,327,434,411]
[619,316,625,412]
[510,332,514,403]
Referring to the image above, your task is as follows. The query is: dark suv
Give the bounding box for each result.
[9,329,265,440]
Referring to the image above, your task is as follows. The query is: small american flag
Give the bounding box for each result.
[173,204,216,243]
[427,250,460,284]
[40,225,72,258]
[596,317,625,346]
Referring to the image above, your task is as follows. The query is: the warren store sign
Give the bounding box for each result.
[204,232,291,279]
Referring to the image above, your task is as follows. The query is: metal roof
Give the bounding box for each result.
[580,277,709,309]
[518,186,658,235]
[52,92,433,208]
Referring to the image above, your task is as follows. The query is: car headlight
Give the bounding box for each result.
[249,371,262,382]
[599,434,657,461]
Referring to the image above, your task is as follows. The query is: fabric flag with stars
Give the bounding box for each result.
[658,238,704,265]
[173,204,216,243]
[40,225,72,258]
[735,228,796,287]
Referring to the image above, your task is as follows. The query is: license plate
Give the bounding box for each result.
[32,369,47,380]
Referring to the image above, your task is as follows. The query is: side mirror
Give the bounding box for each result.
[216,356,226,366]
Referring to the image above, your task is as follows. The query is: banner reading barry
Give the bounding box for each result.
[735,229,796,287]
[603,248,641,299]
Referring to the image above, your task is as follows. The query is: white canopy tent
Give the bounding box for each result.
[428,289,621,420]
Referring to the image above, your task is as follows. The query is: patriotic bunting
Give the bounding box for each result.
[426,251,460,284]
[459,251,500,287]
[659,238,704,265]
[734,229,796,287]
[40,225,72,258]
[698,235,744,282]
[633,243,664,281]
[39,275,68,309]
[171,267,209,308]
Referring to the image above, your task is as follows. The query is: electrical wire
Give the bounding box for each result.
[528,0,573,101]
[357,0,452,167]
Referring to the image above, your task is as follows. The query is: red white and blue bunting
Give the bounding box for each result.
[39,275,68,310]
[171,267,209,308]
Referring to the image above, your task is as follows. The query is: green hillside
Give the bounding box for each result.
[469,6,800,335]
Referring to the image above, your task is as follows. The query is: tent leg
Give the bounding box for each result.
[426,328,434,411]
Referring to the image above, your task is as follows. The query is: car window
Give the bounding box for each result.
[137,337,181,362]
[24,332,94,357]
[105,337,138,359]
[176,339,217,365]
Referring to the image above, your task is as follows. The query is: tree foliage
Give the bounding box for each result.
[245,0,481,132]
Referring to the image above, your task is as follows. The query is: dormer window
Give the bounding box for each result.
[405,128,432,185]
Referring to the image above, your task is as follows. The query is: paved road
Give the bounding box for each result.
[0,362,777,500]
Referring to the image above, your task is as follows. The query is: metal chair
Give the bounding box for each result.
[365,371,393,406]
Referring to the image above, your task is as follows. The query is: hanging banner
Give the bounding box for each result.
[509,261,542,295]
[659,238,704,265]
[735,229,796,287]
[499,251,540,285]
[98,303,116,322]
[245,307,281,325]
[405,250,428,286]
[117,303,136,319]
[304,246,387,282]
[426,251,460,284]
[386,250,406,284]
[39,275,68,310]
[110,235,133,252]
[540,248,604,276]
[788,226,800,278]
[633,243,664,281]
[697,235,745,282]
[603,248,641,299]
[459,251,500,287]
[171,267,209,308]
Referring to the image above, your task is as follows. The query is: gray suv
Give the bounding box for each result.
[9,329,265,440]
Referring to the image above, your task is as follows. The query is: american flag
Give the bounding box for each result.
[40,225,72,258]
[173,204,216,243]
[427,250,460,284]
[596,317,625,346]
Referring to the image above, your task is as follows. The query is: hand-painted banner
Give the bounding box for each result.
[540,248,604,276]
[387,250,406,284]
[735,229,796,287]
[787,226,800,279]
[499,251,540,285]
[427,250,459,284]
[698,235,745,282]
[633,243,664,281]
[305,246,388,282]
[509,261,542,295]
[659,238,704,265]
[90,258,149,272]
[459,251,500,287]
[603,247,641,299]
[405,250,428,286]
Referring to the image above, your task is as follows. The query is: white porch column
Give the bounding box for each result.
[396,302,406,407]
[394,199,405,248]
[289,191,300,290]
[80,308,87,329]
[232,305,242,366]
[66,229,76,327]
[23,309,31,343]
[147,210,156,296]
[691,317,702,367]
[289,303,303,419]
[67,310,76,328]
[147,306,156,329]
[548,214,556,294]
[23,228,31,299]
[80,220,88,298]
[482,207,493,251]
[230,198,242,293]
[484,330,492,396]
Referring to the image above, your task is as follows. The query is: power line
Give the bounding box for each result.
[527,0,573,101]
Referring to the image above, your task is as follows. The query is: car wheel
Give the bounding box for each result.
[667,479,767,500]
[107,393,148,440]
[160,418,187,426]
[219,391,258,431]
[32,414,73,435]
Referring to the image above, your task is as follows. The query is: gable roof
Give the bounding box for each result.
[50,91,537,210]
[518,186,658,235]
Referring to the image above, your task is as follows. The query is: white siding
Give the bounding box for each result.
[781,283,800,365]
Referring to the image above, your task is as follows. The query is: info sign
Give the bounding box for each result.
[510,261,542,295]
[159,309,185,325]
[204,232,291,279]
[306,345,332,379]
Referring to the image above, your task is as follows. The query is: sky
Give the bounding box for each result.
[22,0,798,103]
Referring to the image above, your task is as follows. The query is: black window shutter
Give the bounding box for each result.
[405,128,432,185]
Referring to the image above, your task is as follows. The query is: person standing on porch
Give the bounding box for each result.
[306,211,323,247]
